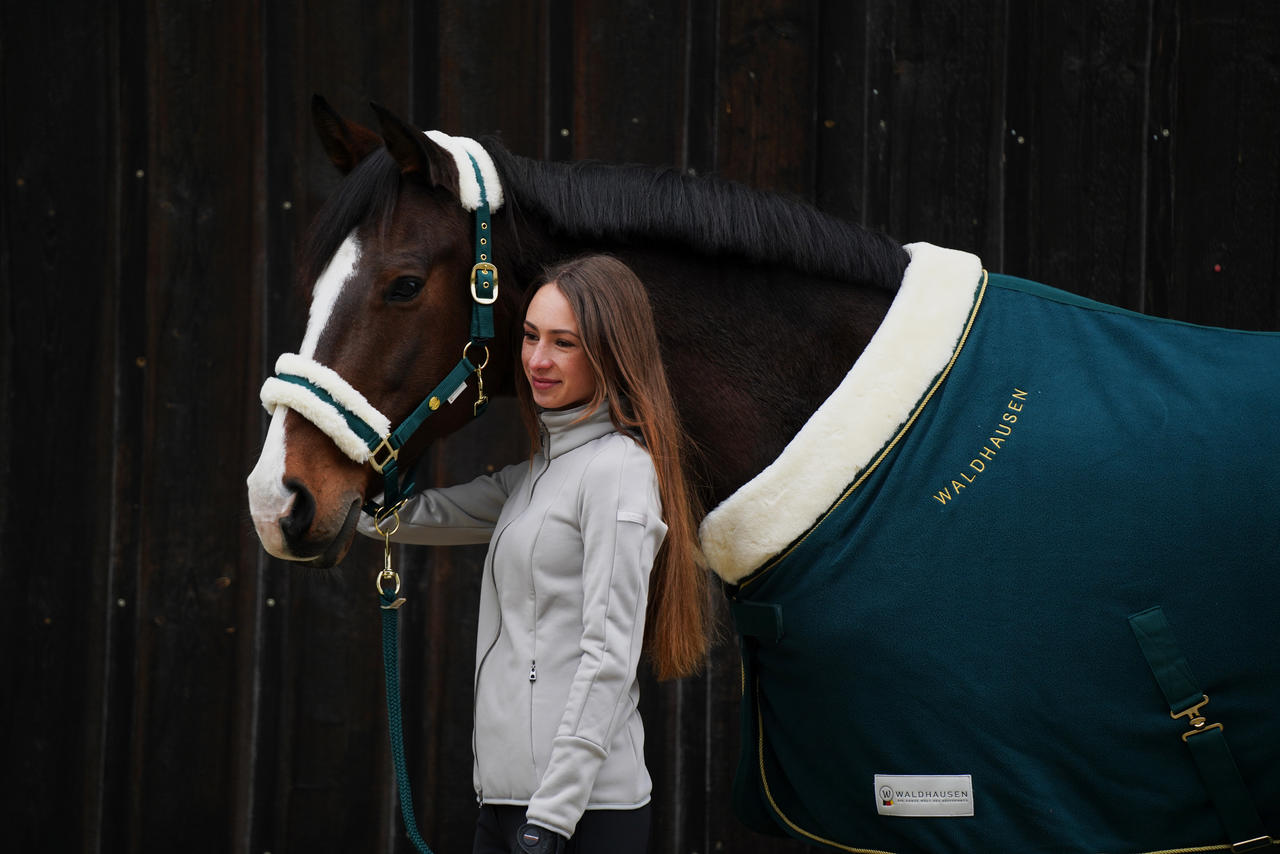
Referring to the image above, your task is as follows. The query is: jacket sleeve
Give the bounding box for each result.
[524,440,667,837]
[355,462,524,546]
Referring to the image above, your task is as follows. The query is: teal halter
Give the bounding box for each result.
[260,148,498,519]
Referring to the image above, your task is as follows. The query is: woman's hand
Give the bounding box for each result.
[513,822,567,854]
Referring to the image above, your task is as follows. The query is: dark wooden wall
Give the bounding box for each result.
[2,2,1277,852]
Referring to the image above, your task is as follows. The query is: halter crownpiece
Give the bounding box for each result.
[424,130,504,213]
[258,132,503,517]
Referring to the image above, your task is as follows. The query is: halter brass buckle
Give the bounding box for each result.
[370,437,398,473]
[470,262,499,304]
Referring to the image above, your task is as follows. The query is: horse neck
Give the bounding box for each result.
[626,249,898,507]
[490,203,902,509]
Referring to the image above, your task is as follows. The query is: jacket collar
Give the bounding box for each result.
[539,401,616,460]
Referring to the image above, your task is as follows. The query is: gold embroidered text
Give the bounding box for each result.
[932,388,1028,505]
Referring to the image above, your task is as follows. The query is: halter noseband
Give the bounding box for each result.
[258,132,502,519]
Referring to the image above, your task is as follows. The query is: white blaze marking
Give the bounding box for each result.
[247,407,293,557]
[247,231,361,558]
[300,233,361,357]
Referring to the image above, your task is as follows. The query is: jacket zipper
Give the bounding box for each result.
[473,427,553,805]
[472,556,502,805]
[526,423,549,779]
[526,423,552,690]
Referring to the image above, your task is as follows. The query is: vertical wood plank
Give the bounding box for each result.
[0,3,119,852]
[813,0,873,225]
[872,0,1008,258]
[1003,0,1154,308]
[569,0,689,166]
[124,2,271,851]
[435,0,551,155]
[684,2,722,177]
[716,0,818,194]
[1156,0,1280,329]
[1145,0,1180,322]
[95,0,153,849]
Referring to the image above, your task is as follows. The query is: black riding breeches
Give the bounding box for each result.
[472,803,651,854]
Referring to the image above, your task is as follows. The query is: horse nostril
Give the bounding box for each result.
[280,478,316,546]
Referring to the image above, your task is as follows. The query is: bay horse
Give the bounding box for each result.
[247,98,1279,853]
[246,96,902,566]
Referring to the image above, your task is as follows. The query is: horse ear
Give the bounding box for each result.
[312,94,383,174]
[369,102,461,199]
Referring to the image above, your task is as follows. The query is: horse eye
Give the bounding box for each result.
[387,277,423,302]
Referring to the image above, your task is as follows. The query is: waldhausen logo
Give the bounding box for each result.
[874,774,974,818]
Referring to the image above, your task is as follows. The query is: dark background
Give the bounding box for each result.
[2,1,1277,852]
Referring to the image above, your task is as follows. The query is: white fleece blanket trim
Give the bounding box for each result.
[698,243,984,583]
[425,131,504,213]
[259,352,392,465]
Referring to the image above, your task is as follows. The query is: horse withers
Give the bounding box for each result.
[247,99,1279,853]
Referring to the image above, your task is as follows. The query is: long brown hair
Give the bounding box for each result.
[515,254,710,680]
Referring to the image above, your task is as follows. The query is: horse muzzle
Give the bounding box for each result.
[247,407,366,567]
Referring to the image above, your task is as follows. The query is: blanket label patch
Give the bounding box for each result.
[874,774,974,817]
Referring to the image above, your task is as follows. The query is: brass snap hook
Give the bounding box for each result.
[375,503,407,609]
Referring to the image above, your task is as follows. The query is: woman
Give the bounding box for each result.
[362,254,709,854]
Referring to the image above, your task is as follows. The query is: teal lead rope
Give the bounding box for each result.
[363,149,498,853]
[376,511,435,854]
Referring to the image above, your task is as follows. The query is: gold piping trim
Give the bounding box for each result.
[753,689,896,854]
[739,269,990,592]
[753,681,1277,854]
[1126,843,1279,854]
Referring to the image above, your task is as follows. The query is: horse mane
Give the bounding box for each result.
[299,140,909,291]
[483,139,907,288]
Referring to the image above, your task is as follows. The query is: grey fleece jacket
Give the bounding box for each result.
[358,403,665,837]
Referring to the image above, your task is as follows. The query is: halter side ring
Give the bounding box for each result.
[462,341,490,371]
[374,502,405,537]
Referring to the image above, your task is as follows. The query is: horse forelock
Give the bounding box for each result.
[300,148,402,294]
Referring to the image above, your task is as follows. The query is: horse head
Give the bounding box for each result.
[247,97,516,566]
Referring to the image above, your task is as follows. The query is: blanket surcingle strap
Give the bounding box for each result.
[701,243,1280,853]
[1129,606,1272,852]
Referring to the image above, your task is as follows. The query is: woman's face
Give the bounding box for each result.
[522,283,598,410]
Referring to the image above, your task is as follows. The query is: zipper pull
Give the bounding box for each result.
[529,661,537,682]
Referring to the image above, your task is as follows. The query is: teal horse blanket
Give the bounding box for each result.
[698,244,1280,853]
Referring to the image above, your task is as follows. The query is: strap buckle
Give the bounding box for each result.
[1172,694,1224,742]
[369,437,399,474]
[470,262,499,304]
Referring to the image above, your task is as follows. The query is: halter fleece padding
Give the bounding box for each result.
[259,353,392,464]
